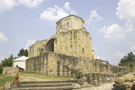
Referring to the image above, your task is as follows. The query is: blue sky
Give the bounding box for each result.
[0,0,135,65]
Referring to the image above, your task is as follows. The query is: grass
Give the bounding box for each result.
[117,66,131,69]
[20,72,73,81]
[0,74,14,90]
[118,66,135,70]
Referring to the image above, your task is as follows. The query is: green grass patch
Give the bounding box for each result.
[117,66,131,69]
[118,66,135,69]
[20,72,73,80]
[0,74,14,90]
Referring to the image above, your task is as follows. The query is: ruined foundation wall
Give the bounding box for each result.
[119,61,135,67]
[26,52,127,76]
[26,52,129,86]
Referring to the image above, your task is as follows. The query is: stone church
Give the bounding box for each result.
[26,15,126,77]
[28,15,94,60]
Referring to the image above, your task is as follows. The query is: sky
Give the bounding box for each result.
[0,0,135,65]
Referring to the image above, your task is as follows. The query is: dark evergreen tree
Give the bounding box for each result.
[119,52,135,65]
[24,49,28,57]
[18,48,24,57]
[18,48,28,57]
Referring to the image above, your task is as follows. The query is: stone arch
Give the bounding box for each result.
[44,35,56,52]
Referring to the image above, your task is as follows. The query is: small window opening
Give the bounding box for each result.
[67,22,69,27]
[82,48,84,54]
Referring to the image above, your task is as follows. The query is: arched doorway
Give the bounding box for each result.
[45,38,55,52]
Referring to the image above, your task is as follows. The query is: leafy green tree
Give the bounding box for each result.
[0,55,13,74]
[0,48,28,74]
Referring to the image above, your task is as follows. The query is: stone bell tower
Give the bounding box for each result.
[54,15,94,60]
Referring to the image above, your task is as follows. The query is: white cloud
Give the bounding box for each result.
[63,2,76,15]
[116,0,135,21]
[17,0,44,8]
[99,24,125,42]
[40,2,77,21]
[0,0,44,14]
[40,5,68,21]
[64,2,70,10]
[100,0,135,51]
[0,32,8,42]
[0,0,16,14]
[87,9,104,24]
[116,0,135,33]
[25,40,36,49]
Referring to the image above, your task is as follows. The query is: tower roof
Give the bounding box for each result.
[56,15,85,24]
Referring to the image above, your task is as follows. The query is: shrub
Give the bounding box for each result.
[76,72,82,79]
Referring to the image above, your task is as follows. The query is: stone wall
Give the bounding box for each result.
[2,67,19,75]
[26,52,128,77]
[29,39,47,58]
[119,61,135,67]
[55,30,93,60]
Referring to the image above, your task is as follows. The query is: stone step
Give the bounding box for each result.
[20,80,76,84]
[17,83,72,88]
[11,86,73,90]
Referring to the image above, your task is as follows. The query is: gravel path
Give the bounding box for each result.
[20,75,53,81]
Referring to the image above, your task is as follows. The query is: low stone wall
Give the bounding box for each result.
[26,52,129,77]
[119,61,135,67]
[84,73,114,86]
[25,52,130,87]
[2,67,19,75]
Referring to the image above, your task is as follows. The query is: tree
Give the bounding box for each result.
[130,63,133,71]
[18,48,28,57]
[119,52,135,65]
[0,64,2,74]
[0,48,28,74]
[0,55,13,74]
[24,49,28,57]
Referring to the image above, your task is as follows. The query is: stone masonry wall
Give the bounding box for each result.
[56,15,85,33]
[29,40,47,58]
[55,30,93,60]
[26,52,128,76]
[119,61,135,67]
[26,52,130,86]
[2,67,19,75]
